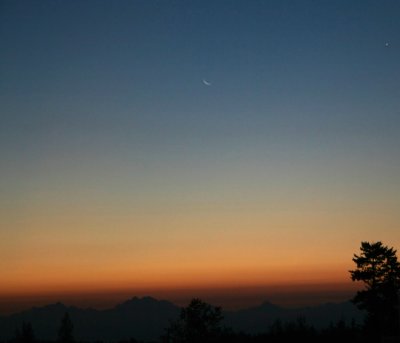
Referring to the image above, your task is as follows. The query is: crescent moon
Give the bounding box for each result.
[202,79,211,86]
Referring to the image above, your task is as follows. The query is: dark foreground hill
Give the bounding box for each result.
[0,296,364,341]
[224,300,363,334]
[0,297,179,342]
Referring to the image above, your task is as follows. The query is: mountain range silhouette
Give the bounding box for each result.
[0,296,364,341]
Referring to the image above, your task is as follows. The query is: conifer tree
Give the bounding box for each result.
[58,312,74,343]
[350,241,400,337]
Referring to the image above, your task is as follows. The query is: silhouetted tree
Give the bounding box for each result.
[58,312,74,343]
[15,322,35,343]
[268,317,316,342]
[349,241,400,338]
[162,298,223,343]
[321,319,361,343]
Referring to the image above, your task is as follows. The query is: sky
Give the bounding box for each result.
[1,0,400,313]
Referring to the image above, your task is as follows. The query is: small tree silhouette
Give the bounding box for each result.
[15,322,35,343]
[349,241,400,338]
[58,312,74,343]
[162,298,223,343]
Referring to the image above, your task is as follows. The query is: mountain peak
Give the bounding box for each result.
[35,302,67,311]
[115,296,169,310]
[0,297,364,341]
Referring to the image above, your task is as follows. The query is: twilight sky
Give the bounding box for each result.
[1,0,400,311]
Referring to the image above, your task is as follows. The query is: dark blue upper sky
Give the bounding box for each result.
[3,0,399,183]
[2,0,400,216]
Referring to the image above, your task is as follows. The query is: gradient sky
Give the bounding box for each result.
[1,0,400,312]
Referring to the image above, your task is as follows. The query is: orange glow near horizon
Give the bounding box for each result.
[0,253,349,296]
[2,202,398,307]
[0,277,361,315]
